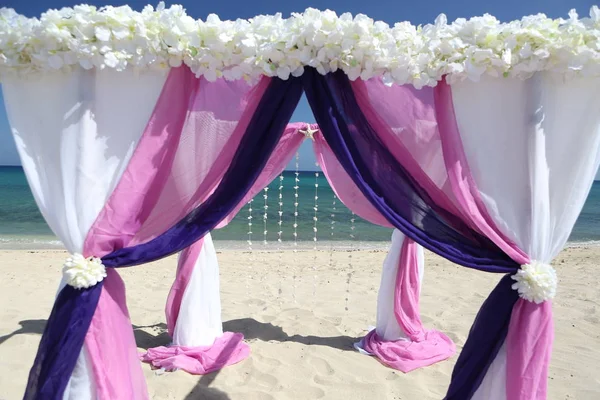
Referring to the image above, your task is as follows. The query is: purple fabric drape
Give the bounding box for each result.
[447,275,519,399]
[24,76,303,400]
[301,68,521,398]
[24,284,103,399]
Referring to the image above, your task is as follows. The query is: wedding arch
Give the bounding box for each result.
[2,4,600,400]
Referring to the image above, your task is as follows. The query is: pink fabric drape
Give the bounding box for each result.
[130,75,271,245]
[361,239,455,372]
[216,121,308,228]
[435,79,552,400]
[350,78,467,226]
[151,237,250,374]
[433,80,528,264]
[313,125,455,372]
[84,270,148,399]
[313,131,392,228]
[140,332,248,375]
[505,300,554,400]
[82,66,271,397]
[84,66,198,257]
[165,238,205,336]
[151,119,306,375]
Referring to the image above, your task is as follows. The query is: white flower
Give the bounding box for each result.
[1,6,600,85]
[62,253,107,289]
[511,261,557,304]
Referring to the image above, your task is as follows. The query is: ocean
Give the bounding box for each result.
[1,166,599,249]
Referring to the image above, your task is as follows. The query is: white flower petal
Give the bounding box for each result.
[95,26,111,42]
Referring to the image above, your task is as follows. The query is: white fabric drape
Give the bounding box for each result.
[172,233,223,346]
[376,229,424,341]
[450,74,600,400]
[2,69,167,399]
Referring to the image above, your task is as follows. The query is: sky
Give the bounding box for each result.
[0,0,595,170]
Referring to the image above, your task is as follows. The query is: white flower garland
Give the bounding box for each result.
[1,4,600,86]
[62,253,107,289]
[511,261,557,304]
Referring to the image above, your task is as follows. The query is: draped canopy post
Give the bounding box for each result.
[302,66,600,399]
[4,65,304,399]
[314,131,456,372]
[143,123,307,374]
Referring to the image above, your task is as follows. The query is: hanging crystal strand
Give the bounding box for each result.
[330,194,337,270]
[263,187,269,246]
[277,174,284,306]
[345,212,356,312]
[312,166,319,302]
[292,152,300,304]
[261,186,269,296]
[247,199,254,296]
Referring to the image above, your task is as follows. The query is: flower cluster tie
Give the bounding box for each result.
[62,253,107,289]
[511,261,557,304]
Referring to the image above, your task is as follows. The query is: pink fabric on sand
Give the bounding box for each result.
[140,332,249,374]
[145,237,251,375]
[435,78,551,399]
[361,238,456,372]
[314,124,454,372]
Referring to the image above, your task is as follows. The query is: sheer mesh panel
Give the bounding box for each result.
[351,78,469,227]
[131,77,271,245]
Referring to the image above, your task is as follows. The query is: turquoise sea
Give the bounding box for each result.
[1,166,599,249]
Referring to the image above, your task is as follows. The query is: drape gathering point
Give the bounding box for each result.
[512,261,557,304]
[139,332,250,375]
[356,328,456,373]
[62,253,107,289]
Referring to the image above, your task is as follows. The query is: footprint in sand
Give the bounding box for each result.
[247,298,267,307]
[254,354,283,368]
[242,391,277,400]
[309,357,335,376]
[254,372,279,389]
[300,386,326,399]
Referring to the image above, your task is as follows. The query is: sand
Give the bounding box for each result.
[0,246,599,399]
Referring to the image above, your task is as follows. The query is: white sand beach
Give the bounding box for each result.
[1,246,599,399]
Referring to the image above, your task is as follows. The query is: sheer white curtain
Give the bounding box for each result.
[449,73,600,399]
[2,69,167,399]
[172,234,223,346]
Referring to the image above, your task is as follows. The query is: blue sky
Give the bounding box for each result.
[0,0,594,169]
